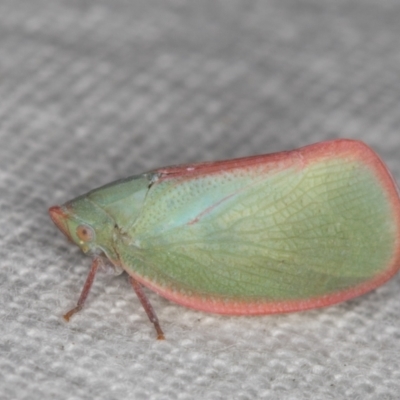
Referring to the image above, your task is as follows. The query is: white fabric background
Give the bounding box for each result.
[1,1,400,399]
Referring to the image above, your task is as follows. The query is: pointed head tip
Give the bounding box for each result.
[49,205,72,240]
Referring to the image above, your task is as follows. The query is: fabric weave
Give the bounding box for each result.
[1,1,400,399]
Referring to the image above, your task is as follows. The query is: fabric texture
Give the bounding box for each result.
[1,1,400,399]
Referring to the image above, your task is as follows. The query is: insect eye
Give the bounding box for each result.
[76,224,94,242]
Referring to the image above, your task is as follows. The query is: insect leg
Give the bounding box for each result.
[63,256,102,321]
[129,276,165,340]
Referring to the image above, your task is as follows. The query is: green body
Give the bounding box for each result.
[58,142,399,307]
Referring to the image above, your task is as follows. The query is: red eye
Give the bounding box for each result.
[76,225,94,242]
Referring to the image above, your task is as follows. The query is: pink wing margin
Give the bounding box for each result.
[133,139,400,315]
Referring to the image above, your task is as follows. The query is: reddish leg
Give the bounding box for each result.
[129,276,165,340]
[63,257,102,321]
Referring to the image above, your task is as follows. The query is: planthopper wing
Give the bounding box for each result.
[116,140,400,315]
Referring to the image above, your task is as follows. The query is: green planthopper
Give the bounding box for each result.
[49,139,400,339]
